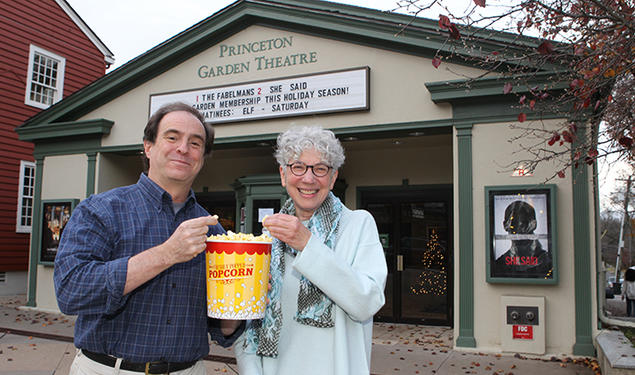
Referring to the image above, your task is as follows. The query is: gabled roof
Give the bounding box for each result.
[55,0,115,66]
[18,0,556,131]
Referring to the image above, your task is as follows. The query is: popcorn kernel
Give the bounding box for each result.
[207,231,272,242]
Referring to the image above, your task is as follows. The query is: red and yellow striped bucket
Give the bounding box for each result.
[205,240,271,319]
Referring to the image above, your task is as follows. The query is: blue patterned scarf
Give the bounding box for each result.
[243,192,343,357]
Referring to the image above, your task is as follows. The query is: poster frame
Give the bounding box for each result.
[485,185,558,284]
[39,199,79,265]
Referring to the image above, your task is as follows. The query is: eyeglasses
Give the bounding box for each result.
[287,162,332,177]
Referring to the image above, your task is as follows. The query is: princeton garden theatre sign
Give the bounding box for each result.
[197,36,318,77]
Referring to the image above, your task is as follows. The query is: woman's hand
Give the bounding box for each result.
[220,319,242,336]
[263,213,311,251]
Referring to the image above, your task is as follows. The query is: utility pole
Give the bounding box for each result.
[615,176,632,288]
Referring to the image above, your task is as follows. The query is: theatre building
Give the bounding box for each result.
[17,0,599,357]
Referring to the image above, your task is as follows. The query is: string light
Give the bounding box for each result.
[544,268,553,279]
[410,230,447,296]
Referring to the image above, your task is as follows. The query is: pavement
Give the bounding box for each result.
[0,294,602,375]
[604,293,635,321]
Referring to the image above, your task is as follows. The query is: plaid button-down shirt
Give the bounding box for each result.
[54,173,234,362]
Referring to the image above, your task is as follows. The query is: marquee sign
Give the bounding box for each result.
[149,67,369,124]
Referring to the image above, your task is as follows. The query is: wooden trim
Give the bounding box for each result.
[17,119,113,142]
[26,158,44,307]
[572,126,595,356]
[86,152,97,197]
[426,71,569,103]
[455,124,476,348]
[18,0,564,130]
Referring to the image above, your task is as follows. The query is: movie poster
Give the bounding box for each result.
[489,190,553,279]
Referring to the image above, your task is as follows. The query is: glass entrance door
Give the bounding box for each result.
[399,201,450,323]
[362,187,452,326]
[366,202,395,319]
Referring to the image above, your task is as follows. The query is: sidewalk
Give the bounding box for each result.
[0,295,600,374]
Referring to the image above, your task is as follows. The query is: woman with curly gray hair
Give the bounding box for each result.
[235,126,387,375]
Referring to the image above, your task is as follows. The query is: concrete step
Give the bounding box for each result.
[596,330,635,375]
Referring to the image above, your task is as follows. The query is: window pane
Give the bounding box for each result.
[17,163,35,232]
[29,51,62,106]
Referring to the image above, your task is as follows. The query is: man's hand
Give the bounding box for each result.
[262,213,311,251]
[162,215,218,265]
[124,215,218,295]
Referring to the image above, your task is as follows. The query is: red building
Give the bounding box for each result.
[0,0,113,294]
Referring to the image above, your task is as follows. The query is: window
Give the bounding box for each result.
[24,45,65,109]
[16,161,36,233]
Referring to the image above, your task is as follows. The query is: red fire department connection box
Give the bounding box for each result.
[512,325,533,340]
[501,296,545,354]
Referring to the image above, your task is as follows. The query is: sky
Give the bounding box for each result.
[63,0,630,211]
[65,0,405,71]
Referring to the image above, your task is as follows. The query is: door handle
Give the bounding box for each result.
[397,255,403,271]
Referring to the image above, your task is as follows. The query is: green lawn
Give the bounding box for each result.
[621,327,635,346]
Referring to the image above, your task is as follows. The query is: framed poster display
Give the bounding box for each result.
[485,185,557,284]
[39,199,78,264]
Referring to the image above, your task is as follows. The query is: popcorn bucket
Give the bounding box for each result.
[205,240,271,319]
